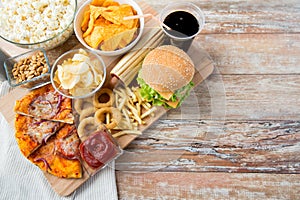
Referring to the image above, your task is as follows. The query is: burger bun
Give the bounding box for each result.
[140,45,195,93]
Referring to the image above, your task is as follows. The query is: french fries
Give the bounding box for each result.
[76,86,156,139]
[113,86,157,131]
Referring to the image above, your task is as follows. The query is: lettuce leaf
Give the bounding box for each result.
[137,73,194,108]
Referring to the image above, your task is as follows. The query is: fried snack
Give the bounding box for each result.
[93,88,115,108]
[74,97,94,114]
[113,86,157,131]
[77,117,98,138]
[79,107,96,122]
[94,107,122,129]
[80,0,139,51]
[91,0,105,6]
[53,49,104,96]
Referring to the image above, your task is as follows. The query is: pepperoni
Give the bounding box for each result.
[79,129,120,169]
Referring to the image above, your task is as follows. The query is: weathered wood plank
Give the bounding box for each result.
[116,172,300,200]
[165,74,300,121]
[196,34,300,75]
[147,0,300,34]
[116,120,300,173]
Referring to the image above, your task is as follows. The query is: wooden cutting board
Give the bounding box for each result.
[0,1,214,196]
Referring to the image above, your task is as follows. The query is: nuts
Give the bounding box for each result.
[12,51,49,84]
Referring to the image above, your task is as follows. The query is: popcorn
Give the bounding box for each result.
[0,0,76,50]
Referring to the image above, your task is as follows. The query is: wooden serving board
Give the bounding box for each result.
[0,1,214,196]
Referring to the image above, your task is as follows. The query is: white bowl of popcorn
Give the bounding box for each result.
[0,0,77,50]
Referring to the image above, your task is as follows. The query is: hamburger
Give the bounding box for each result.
[137,45,195,108]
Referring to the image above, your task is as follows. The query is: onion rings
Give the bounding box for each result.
[79,107,96,122]
[74,97,93,114]
[93,88,115,108]
[77,117,98,138]
[94,107,122,129]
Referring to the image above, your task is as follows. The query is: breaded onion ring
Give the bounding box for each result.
[77,117,98,138]
[79,107,96,122]
[94,107,122,129]
[74,97,93,114]
[93,88,115,108]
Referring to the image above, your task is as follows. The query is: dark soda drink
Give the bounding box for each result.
[159,3,204,52]
[163,11,199,38]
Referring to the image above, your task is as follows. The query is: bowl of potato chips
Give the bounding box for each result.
[74,0,144,56]
[50,48,106,99]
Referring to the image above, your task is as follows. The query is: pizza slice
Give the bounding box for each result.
[15,114,63,157]
[14,84,74,124]
[28,124,82,179]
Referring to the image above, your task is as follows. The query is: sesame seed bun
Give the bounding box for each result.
[140,45,195,93]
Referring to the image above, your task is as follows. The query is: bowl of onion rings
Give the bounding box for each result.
[50,48,106,99]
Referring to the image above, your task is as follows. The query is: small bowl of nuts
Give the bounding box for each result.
[4,48,51,90]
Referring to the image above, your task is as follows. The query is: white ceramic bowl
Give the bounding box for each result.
[74,0,144,56]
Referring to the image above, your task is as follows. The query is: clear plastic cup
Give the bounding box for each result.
[159,2,205,51]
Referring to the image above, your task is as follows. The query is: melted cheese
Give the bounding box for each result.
[165,100,179,108]
[27,120,59,143]
[157,91,174,100]
[29,92,59,117]
[58,133,79,156]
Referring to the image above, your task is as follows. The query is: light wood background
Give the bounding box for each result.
[1,0,299,199]
[116,0,300,199]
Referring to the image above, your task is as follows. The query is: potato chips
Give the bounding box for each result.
[54,49,104,96]
[81,0,139,51]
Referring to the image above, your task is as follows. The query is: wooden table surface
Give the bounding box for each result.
[1,0,300,199]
